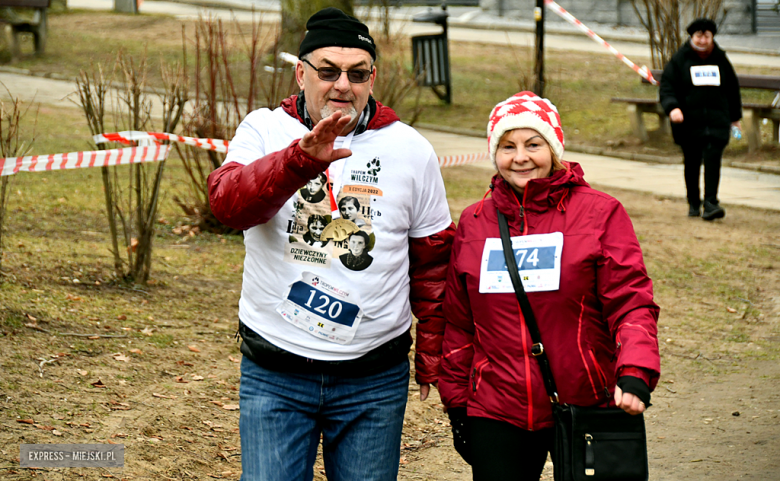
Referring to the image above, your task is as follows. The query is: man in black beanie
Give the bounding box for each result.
[208,6,455,481]
[660,17,742,221]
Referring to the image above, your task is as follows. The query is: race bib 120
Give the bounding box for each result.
[276,272,364,345]
[479,232,563,293]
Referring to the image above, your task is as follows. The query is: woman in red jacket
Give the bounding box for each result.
[439,92,660,480]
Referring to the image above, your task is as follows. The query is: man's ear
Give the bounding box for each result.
[296,61,306,91]
[369,65,377,96]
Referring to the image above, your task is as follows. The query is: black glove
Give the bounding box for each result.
[447,407,472,465]
[617,375,651,406]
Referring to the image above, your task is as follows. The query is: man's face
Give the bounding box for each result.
[692,30,714,52]
[348,235,366,256]
[296,47,376,135]
[339,201,359,221]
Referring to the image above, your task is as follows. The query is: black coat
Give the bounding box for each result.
[659,41,742,146]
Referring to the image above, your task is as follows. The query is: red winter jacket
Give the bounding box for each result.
[208,95,455,384]
[439,163,660,431]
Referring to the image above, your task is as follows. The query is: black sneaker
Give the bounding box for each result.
[688,205,700,217]
[702,202,725,221]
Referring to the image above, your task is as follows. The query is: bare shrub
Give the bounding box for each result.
[632,0,727,68]
[0,93,36,275]
[74,52,188,285]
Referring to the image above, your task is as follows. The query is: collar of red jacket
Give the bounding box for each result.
[490,161,589,221]
[281,94,400,132]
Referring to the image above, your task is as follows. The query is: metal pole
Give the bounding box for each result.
[534,0,545,96]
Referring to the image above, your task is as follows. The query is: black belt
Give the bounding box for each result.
[238,320,412,377]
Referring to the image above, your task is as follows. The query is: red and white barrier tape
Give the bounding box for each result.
[544,0,657,86]
[95,131,490,168]
[438,151,490,167]
[0,145,171,177]
[94,131,229,154]
[1,129,488,177]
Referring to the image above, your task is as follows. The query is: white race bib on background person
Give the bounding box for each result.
[276,272,364,345]
[690,65,721,86]
[479,233,563,293]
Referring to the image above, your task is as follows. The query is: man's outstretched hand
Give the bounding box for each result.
[299,111,353,163]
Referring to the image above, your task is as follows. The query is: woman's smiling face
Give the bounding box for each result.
[495,128,553,194]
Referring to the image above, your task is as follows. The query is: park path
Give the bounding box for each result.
[1,0,779,211]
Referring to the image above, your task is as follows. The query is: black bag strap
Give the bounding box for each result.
[497,208,560,405]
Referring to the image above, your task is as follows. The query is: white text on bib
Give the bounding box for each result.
[276,271,364,345]
[479,233,563,293]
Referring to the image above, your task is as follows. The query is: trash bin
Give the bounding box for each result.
[412,4,451,104]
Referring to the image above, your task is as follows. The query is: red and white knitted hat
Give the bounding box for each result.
[487,91,565,168]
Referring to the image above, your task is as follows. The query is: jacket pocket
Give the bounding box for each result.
[589,349,610,400]
[471,358,490,394]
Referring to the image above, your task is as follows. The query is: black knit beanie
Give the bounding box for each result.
[299,8,376,60]
[687,18,717,36]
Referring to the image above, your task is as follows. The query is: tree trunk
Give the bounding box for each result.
[279,0,354,57]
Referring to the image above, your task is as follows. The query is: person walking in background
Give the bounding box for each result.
[439,92,660,480]
[660,17,742,221]
[208,7,454,480]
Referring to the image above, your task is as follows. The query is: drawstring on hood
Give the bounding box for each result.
[474,184,494,218]
[557,187,570,212]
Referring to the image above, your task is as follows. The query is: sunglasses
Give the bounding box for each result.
[302,59,373,84]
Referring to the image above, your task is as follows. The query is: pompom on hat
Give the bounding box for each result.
[487,91,565,168]
[299,7,376,61]
[687,18,717,36]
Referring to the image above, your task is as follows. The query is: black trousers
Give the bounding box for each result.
[469,416,554,481]
[681,138,728,208]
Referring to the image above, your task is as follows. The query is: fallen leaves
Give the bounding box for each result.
[129,348,142,355]
[228,356,240,363]
[112,353,130,363]
[188,345,201,353]
[77,370,89,376]
[152,393,177,399]
[17,419,34,424]
[91,380,107,388]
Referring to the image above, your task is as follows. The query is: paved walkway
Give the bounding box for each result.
[1,0,778,212]
[420,129,780,212]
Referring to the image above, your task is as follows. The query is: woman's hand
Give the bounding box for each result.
[614,385,646,415]
[669,108,684,123]
[298,111,353,163]
[419,382,438,401]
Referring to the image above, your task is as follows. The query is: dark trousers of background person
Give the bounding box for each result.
[469,417,554,481]
[681,138,728,208]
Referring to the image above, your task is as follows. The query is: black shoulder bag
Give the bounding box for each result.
[497,209,649,481]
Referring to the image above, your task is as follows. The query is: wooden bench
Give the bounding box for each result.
[0,0,50,58]
[612,69,780,153]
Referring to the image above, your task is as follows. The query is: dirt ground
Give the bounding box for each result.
[1,172,778,480]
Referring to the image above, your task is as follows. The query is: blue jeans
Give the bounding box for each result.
[239,356,410,481]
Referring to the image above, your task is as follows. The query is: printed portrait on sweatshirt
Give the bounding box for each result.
[339,230,373,271]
